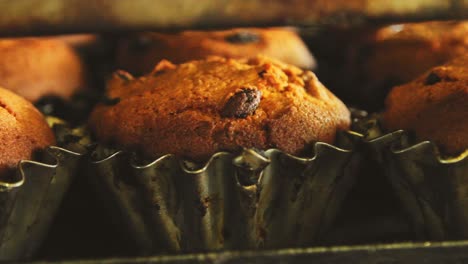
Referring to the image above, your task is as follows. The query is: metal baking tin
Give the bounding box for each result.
[358,117,468,241]
[90,131,362,254]
[0,119,87,261]
[387,138,468,241]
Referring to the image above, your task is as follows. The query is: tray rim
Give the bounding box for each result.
[27,240,468,264]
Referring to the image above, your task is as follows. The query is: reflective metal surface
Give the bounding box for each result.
[27,240,468,264]
[90,132,362,254]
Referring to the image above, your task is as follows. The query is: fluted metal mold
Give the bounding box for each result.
[90,132,362,254]
[0,121,86,260]
[358,117,468,241]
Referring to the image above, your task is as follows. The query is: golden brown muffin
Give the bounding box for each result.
[340,20,468,110]
[383,55,468,156]
[363,21,468,86]
[116,28,316,75]
[0,87,56,175]
[0,37,86,102]
[90,56,350,161]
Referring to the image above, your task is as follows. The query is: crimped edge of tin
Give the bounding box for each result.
[0,117,88,191]
[0,116,89,260]
[0,147,83,191]
[390,139,468,164]
[356,115,467,165]
[91,131,359,168]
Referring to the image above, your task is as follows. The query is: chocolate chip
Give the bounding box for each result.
[425,72,442,85]
[258,70,267,78]
[225,31,260,44]
[221,88,262,118]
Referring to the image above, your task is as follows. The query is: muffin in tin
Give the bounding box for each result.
[0,86,86,260]
[89,56,359,253]
[0,87,55,176]
[383,54,468,156]
[361,55,468,241]
[91,56,348,160]
[115,27,316,76]
[0,37,86,103]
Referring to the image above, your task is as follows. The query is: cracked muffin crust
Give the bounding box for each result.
[383,55,468,156]
[90,56,350,161]
[115,28,316,75]
[0,37,86,102]
[0,87,55,175]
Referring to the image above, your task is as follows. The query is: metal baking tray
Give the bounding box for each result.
[2,0,467,263]
[27,241,468,264]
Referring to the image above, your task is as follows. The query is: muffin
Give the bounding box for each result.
[383,54,468,156]
[115,27,316,75]
[359,55,468,241]
[90,56,349,161]
[315,20,468,111]
[0,86,88,260]
[89,56,358,253]
[0,37,86,102]
[0,87,55,176]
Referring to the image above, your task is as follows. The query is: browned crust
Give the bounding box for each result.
[383,55,468,156]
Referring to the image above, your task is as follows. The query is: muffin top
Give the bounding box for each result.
[0,87,56,175]
[0,37,85,102]
[364,20,468,86]
[383,55,468,156]
[333,21,468,111]
[116,27,316,75]
[90,56,350,161]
